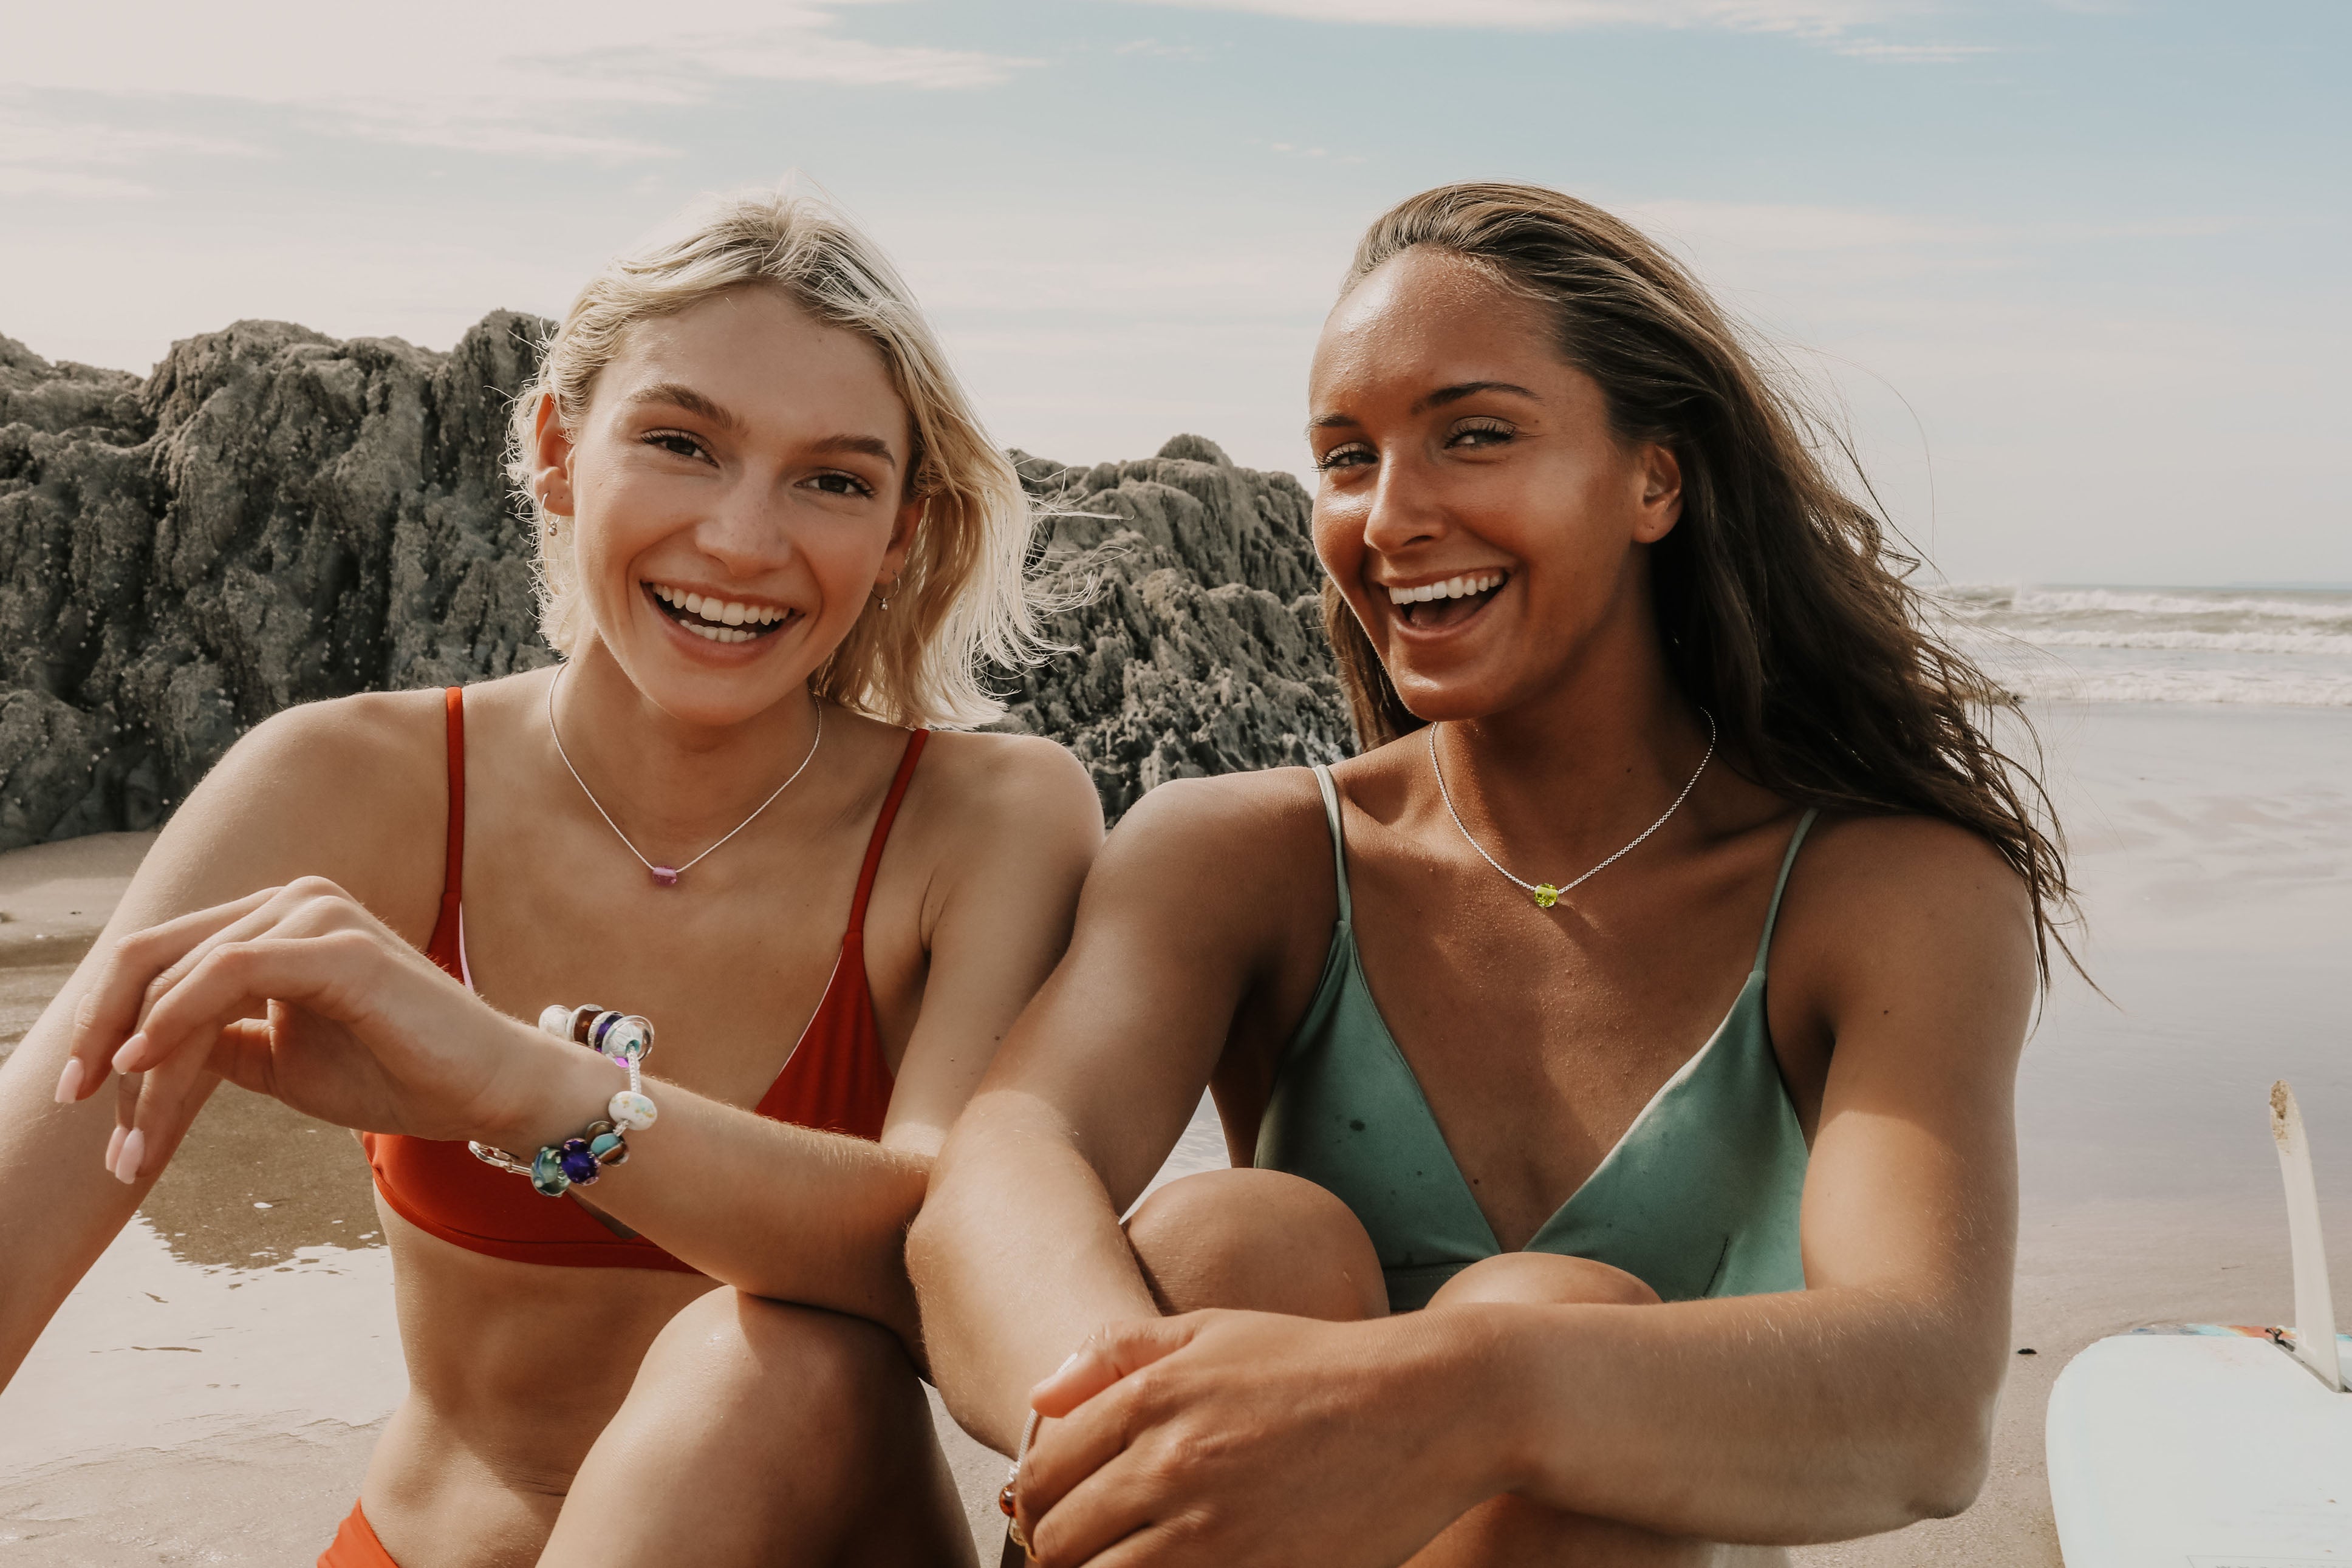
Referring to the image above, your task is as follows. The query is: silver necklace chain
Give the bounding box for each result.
[546,664,823,887]
[1428,711,1717,908]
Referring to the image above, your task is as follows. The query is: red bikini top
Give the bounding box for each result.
[363,686,921,1273]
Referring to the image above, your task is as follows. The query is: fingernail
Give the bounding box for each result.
[53,1058,85,1105]
[114,1128,145,1184]
[1053,1349,1085,1377]
[106,1123,126,1171]
[111,1035,144,1074]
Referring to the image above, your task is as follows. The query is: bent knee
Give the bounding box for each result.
[1126,1168,1386,1320]
[1429,1252,1661,1309]
[638,1289,916,1424]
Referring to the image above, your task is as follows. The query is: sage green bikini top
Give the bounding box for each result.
[1254,766,1817,1312]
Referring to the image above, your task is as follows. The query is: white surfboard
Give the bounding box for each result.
[2047,1082,2351,1566]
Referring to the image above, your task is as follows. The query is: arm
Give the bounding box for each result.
[1465,814,2032,1538]
[0,695,446,1387]
[1011,814,2034,1561]
[908,772,1328,1451]
[67,732,1104,1346]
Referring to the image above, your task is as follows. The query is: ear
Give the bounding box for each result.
[530,393,577,516]
[877,489,925,591]
[1630,441,1683,545]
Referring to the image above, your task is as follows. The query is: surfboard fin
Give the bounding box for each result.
[2269,1079,2343,1392]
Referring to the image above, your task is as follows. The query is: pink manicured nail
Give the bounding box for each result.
[106,1123,127,1173]
[53,1057,85,1105]
[113,1128,145,1185]
[111,1035,145,1074]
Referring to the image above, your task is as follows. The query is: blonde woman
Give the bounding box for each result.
[1,191,1100,1567]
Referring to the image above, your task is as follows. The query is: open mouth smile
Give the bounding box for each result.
[645,582,799,646]
[1386,571,1509,631]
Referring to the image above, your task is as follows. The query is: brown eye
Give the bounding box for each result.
[645,431,708,460]
[1316,443,1374,471]
[1448,420,1514,449]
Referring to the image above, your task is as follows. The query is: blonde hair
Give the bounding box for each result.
[508,188,1044,727]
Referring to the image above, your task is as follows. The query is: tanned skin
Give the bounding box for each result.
[909,248,2034,1566]
[4,285,1102,1568]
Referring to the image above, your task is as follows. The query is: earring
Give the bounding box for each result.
[870,582,895,611]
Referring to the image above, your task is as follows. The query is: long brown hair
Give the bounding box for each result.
[1324,182,2078,980]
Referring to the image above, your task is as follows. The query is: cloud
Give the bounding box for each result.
[0,2,1034,165]
[1115,0,1925,39]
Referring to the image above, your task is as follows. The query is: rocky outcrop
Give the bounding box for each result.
[0,319,1345,848]
[1000,438,1347,818]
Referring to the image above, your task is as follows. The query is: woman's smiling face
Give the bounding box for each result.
[1307,246,1684,726]
[538,284,920,726]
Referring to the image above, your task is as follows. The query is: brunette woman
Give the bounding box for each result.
[4,191,1101,1567]
[911,183,2066,1566]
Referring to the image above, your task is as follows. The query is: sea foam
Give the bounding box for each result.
[1929,585,2352,707]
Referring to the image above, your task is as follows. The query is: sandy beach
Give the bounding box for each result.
[2,698,2347,1565]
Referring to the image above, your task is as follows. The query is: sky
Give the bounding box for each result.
[2,1,2344,585]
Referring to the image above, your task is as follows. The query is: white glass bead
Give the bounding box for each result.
[609,1090,658,1131]
[538,1003,574,1039]
[600,1017,652,1063]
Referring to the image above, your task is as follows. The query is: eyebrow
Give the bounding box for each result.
[1412,380,1540,414]
[626,384,897,468]
[625,382,744,434]
[1307,379,1544,436]
[807,433,898,468]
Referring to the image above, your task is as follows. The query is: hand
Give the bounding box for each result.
[1011,1309,1504,1567]
[55,878,590,1181]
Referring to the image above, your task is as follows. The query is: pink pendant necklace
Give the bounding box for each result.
[547,665,823,888]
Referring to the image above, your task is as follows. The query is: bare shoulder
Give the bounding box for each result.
[1093,766,1334,914]
[1792,811,2032,931]
[1774,810,2039,1051]
[131,687,451,935]
[906,729,1104,853]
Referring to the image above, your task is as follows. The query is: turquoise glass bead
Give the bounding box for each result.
[530,1147,571,1197]
[588,1133,623,1158]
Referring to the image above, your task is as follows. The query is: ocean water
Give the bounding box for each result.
[1932,585,2352,707]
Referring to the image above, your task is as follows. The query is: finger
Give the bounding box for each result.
[61,889,278,1099]
[205,1017,281,1097]
[1026,1446,1182,1568]
[112,902,303,1075]
[115,938,361,1178]
[135,933,372,1064]
[1030,1317,1200,1418]
[1019,1321,1205,1546]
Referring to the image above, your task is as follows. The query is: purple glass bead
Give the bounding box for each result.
[558,1140,601,1185]
[650,865,680,888]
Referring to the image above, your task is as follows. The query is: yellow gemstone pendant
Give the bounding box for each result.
[1533,883,1561,908]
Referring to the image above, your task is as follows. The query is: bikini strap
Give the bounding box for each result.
[1309,764,1353,927]
[1752,807,1820,973]
[428,686,466,957]
[846,729,931,938]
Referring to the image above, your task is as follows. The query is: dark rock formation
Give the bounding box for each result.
[999,438,1348,819]
[0,318,1346,849]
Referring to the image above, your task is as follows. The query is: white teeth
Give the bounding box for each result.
[651,583,793,636]
[1386,573,1505,606]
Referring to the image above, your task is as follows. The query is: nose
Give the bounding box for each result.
[1361,447,1449,556]
[691,472,797,576]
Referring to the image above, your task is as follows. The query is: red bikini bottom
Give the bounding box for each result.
[318,1501,398,1567]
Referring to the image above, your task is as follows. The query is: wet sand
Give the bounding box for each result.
[4,701,2350,1564]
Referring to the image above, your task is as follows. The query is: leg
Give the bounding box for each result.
[1123,1167,1389,1320]
[1407,1254,1750,1568]
[542,1289,976,1568]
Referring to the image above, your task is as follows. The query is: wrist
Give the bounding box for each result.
[1393,1304,1551,1505]
[476,1023,620,1151]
